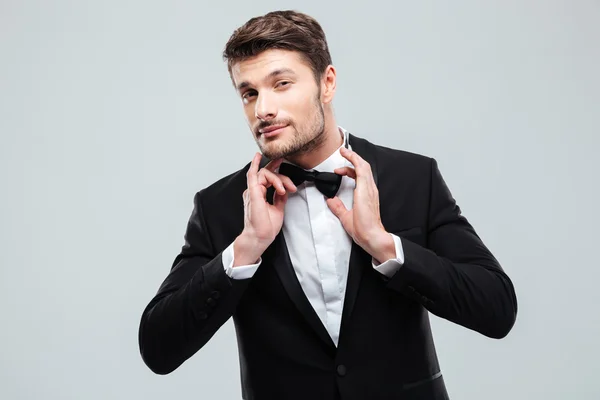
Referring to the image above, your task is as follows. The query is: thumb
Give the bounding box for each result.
[273,190,288,212]
[326,196,347,219]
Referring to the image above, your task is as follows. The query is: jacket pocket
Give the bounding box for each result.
[401,371,443,390]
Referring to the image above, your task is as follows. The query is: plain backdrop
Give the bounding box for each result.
[1,1,599,399]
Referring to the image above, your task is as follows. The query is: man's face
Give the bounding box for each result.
[231,49,326,160]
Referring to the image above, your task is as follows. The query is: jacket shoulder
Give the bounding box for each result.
[192,161,251,208]
[351,133,433,166]
[366,139,435,177]
[375,143,432,163]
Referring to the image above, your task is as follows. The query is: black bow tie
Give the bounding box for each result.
[278,162,342,198]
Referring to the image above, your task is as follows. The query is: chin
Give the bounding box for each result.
[259,136,284,156]
[261,148,284,161]
[262,144,291,161]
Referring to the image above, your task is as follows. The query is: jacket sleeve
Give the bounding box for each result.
[386,158,518,339]
[138,190,251,374]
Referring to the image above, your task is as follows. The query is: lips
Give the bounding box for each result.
[259,124,287,135]
[259,124,288,138]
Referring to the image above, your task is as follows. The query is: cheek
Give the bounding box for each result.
[287,95,315,118]
[301,99,320,120]
[243,105,256,123]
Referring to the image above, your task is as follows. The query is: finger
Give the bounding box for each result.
[273,189,288,211]
[276,173,298,192]
[339,148,370,179]
[264,157,284,172]
[247,152,261,187]
[262,159,297,192]
[334,166,356,180]
[258,168,289,195]
[268,170,297,194]
[326,196,348,219]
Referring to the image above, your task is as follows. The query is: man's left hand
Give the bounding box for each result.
[326,147,395,263]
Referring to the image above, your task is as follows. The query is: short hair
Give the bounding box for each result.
[223,10,333,83]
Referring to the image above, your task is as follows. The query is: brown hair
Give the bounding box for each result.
[223,10,332,84]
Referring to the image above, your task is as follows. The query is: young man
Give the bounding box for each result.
[138,10,517,400]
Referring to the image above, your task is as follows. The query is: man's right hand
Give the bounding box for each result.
[233,152,297,267]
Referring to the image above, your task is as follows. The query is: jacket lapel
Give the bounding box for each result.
[339,134,379,333]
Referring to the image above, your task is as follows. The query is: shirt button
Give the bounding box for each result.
[336,364,347,377]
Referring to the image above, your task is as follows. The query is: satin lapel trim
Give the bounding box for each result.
[339,134,379,337]
[272,230,336,349]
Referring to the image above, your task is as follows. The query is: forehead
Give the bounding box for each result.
[231,49,312,87]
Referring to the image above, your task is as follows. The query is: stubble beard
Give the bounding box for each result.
[259,92,327,161]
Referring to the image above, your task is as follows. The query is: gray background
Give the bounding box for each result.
[1,0,599,399]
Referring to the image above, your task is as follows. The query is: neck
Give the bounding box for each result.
[286,114,342,169]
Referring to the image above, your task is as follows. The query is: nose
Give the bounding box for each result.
[255,92,277,121]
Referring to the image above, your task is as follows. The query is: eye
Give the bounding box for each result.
[276,81,291,88]
[242,90,257,101]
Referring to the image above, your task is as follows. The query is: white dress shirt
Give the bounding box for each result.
[222,127,404,346]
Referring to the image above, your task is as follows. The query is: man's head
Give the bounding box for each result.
[223,10,337,162]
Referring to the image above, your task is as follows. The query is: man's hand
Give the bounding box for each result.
[326,147,395,263]
[234,153,297,266]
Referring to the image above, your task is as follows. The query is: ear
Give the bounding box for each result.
[320,65,337,104]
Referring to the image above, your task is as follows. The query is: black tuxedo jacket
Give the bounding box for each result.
[138,134,517,400]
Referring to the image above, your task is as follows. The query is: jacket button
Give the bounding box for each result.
[336,364,347,377]
[206,297,217,307]
[198,311,208,320]
[211,291,220,299]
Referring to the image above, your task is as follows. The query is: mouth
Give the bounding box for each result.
[259,125,288,138]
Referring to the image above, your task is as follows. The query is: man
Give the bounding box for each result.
[138,10,517,400]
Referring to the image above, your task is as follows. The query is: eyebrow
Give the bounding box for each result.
[236,68,296,92]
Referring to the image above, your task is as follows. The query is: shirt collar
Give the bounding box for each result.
[313,126,351,172]
[281,126,352,172]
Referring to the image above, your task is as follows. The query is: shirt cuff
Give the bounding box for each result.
[372,233,405,278]
[222,241,261,280]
